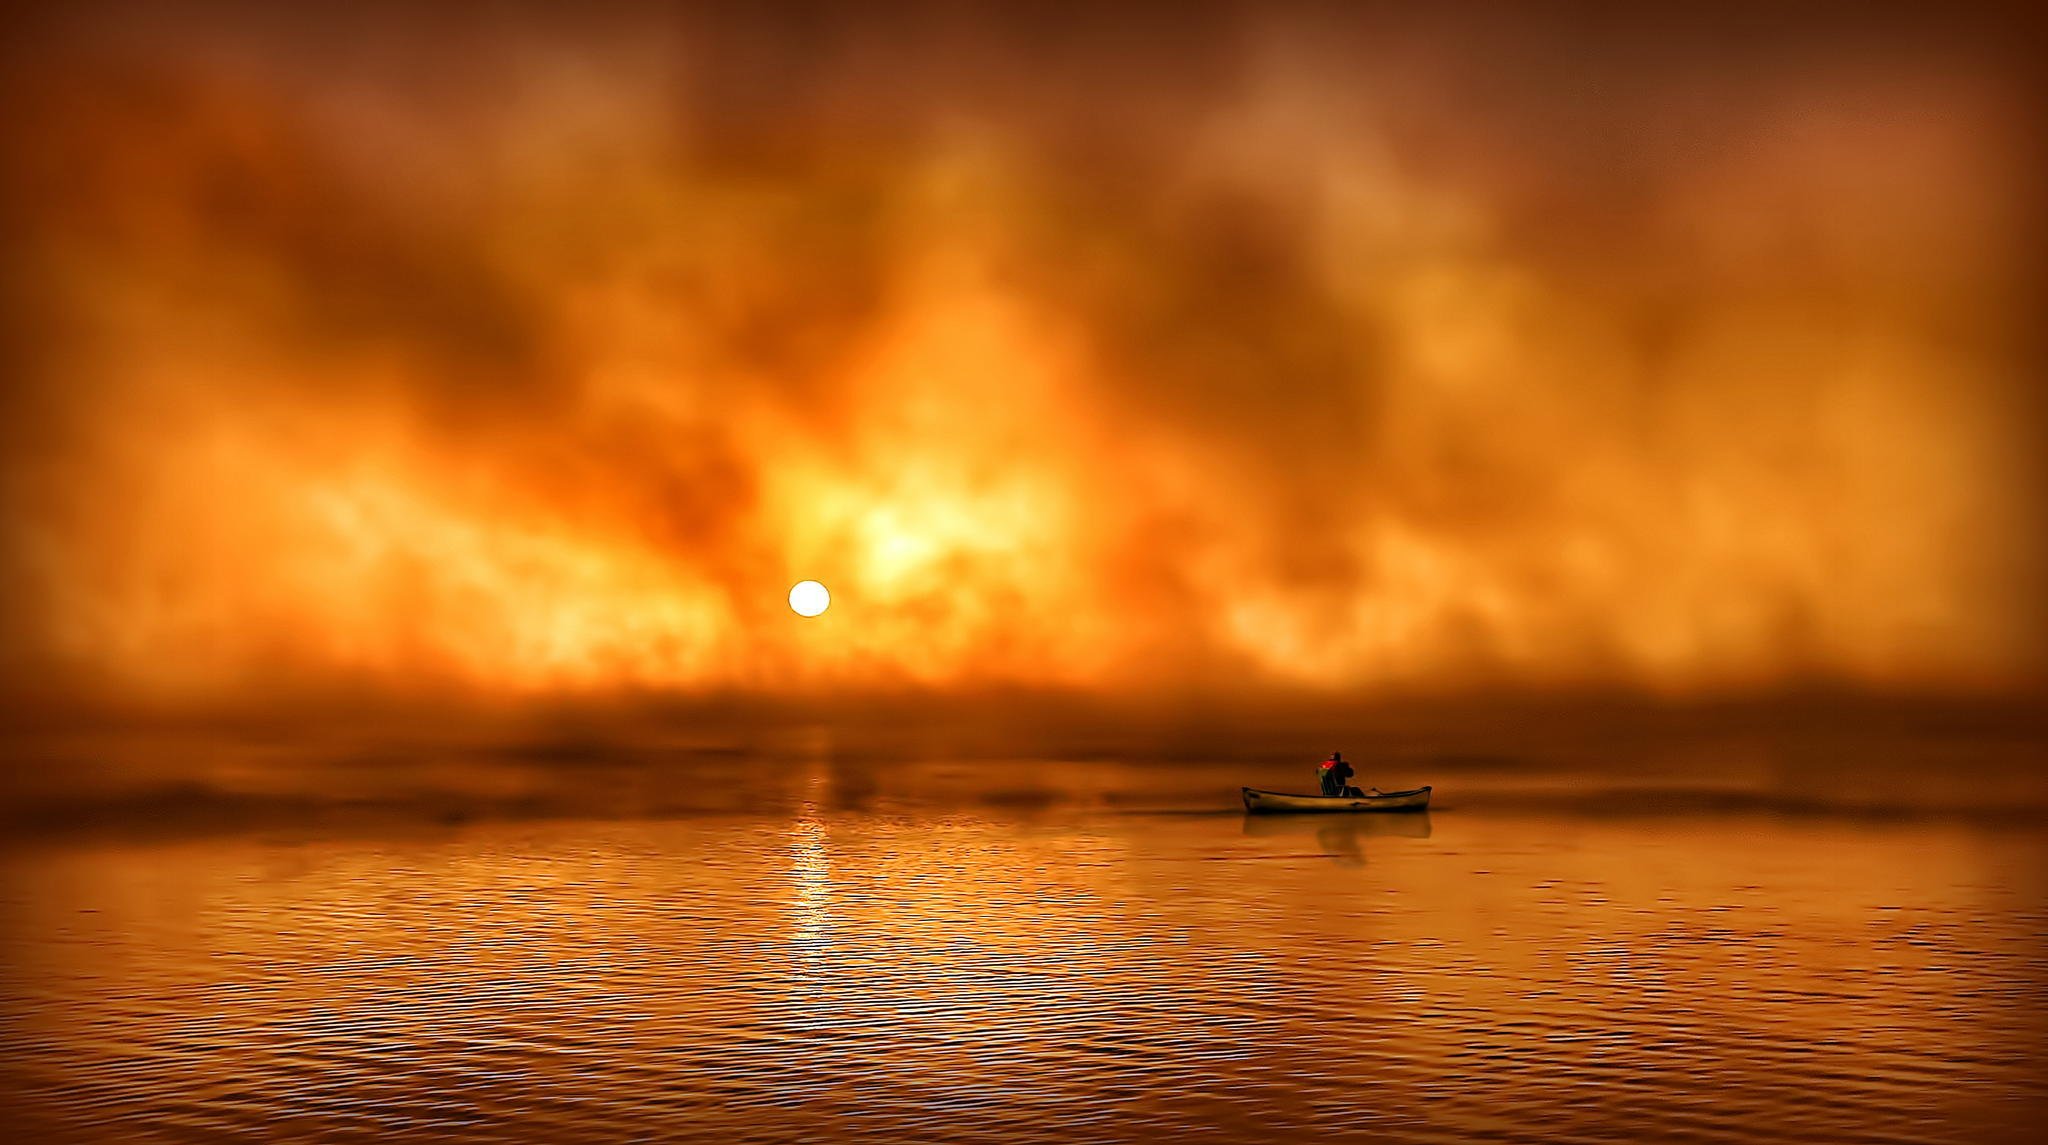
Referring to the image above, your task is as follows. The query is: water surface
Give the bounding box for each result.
[4,753,2044,1142]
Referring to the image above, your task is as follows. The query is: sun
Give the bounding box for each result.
[788,580,830,617]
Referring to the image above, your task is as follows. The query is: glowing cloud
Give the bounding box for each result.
[0,2,2039,708]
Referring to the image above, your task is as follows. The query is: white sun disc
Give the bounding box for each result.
[788,580,830,617]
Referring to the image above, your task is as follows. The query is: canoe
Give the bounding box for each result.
[1241,785,1432,814]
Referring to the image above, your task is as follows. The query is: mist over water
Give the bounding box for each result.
[6,697,2046,1142]
[5,740,2045,1143]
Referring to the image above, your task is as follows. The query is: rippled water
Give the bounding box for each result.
[4,755,2045,1143]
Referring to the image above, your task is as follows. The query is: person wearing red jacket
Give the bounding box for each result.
[1318,751,1356,797]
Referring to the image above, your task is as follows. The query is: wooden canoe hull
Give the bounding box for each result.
[1241,785,1433,814]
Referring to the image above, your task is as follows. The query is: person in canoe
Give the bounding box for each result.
[1319,752,1353,797]
[1318,752,1376,798]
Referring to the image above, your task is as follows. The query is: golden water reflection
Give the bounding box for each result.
[2,798,2043,1142]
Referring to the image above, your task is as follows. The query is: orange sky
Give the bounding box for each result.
[1,1,2042,709]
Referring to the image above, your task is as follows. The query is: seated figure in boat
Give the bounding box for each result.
[1319,752,1359,797]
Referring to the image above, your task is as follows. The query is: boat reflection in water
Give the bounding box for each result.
[1241,809,1433,864]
